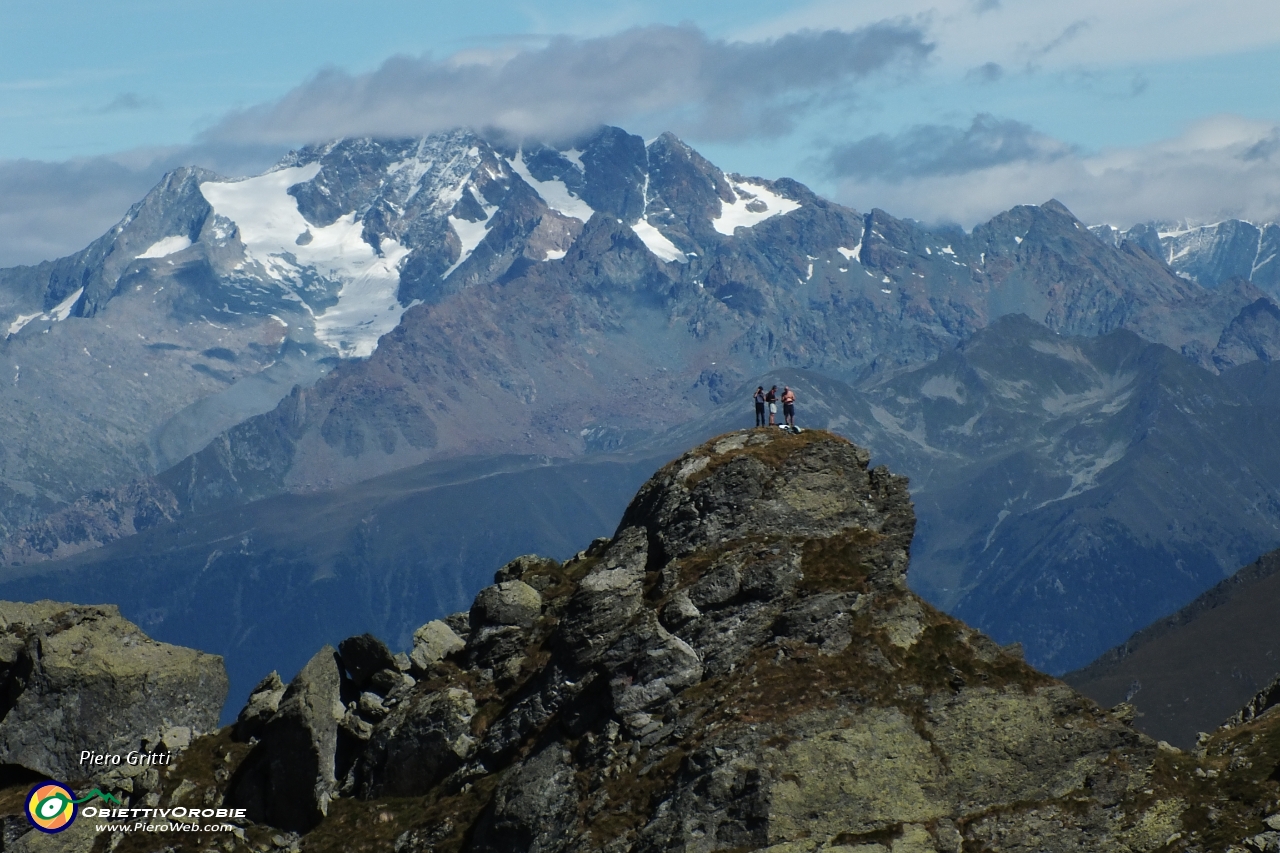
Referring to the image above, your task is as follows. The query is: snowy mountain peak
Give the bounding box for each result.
[1,127,811,366]
[1100,217,1280,301]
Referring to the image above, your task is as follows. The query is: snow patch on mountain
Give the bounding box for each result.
[509,151,594,222]
[7,287,84,337]
[51,288,82,321]
[630,218,684,263]
[200,164,411,358]
[920,374,965,404]
[5,313,41,337]
[312,239,412,356]
[1157,222,1231,240]
[444,188,498,279]
[712,180,800,236]
[138,236,192,259]
[1036,441,1129,508]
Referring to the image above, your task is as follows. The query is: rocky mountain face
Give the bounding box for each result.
[0,126,1266,548]
[0,165,338,535]
[839,314,1280,674]
[6,431,1280,853]
[1066,546,1280,749]
[10,316,1280,710]
[1095,218,1280,301]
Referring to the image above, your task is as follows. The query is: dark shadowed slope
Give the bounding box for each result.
[1065,547,1280,748]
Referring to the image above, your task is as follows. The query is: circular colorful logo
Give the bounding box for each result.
[26,782,77,833]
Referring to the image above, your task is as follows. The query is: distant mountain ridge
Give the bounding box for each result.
[1093,218,1280,298]
[1,128,1269,531]
[855,316,1280,673]
[6,126,1280,698]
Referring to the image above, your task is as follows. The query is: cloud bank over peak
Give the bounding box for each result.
[828,114,1280,229]
[0,21,934,268]
[827,114,1074,182]
[749,0,1280,72]
[202,22,933,146]
[0,143,285,268]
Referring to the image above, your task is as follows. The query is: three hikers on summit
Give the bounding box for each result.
[754,385,796,428]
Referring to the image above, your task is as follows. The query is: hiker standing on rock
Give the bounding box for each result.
[765,386,778,426]
[782,386,796,427]
[753,386,766,427]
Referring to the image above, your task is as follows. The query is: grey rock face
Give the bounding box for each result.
[355,686,476,797]
[0,600,226,781]
[470,581,543,630]
[1213,297,1280,369]
[493,554,561,586]
[232,670,286,740]
[1226,674,1280,728]
[227,646,346,832]
[557,526,649,667]
[409,620,465,672]
[1165,219,1263,288]
[469,745,580,853]
[619,430,910,567]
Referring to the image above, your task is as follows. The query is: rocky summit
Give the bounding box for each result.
[8,431,1280,853]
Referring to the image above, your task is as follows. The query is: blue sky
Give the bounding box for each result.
[2,0,1279,265]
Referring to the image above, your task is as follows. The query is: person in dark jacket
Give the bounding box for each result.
[753,386,766,427]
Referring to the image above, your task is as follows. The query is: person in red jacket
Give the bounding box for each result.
[765,386,778,426]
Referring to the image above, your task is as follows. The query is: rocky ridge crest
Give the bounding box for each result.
[12,431,1280,853]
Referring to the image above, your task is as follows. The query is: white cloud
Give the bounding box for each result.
[203,23,932,146]
[747,0,1280,71]
[828,114,1280,228]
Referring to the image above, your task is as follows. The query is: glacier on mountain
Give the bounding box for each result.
[200,165,411,358]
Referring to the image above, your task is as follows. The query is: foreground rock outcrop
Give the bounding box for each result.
[0,601,227,786]
[12,430,1280,852]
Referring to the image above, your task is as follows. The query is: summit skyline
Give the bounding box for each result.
[2,0,1279,267]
